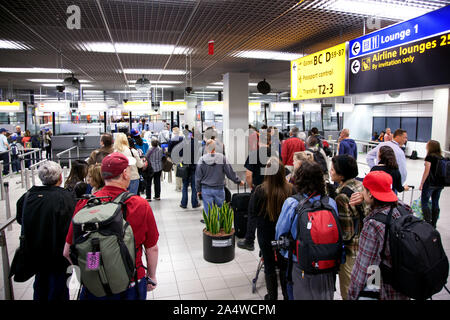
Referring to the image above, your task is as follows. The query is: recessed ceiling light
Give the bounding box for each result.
[0,40,32,50]
[0,68,71,73]
[127,80,183,84]
[324,0,434,21]
[83,90,104,94]
[80,42,191,55]
[122,69,186,75]
[28,78,91,83]
[233,50,303,61]
[206,86,223,89]
[39,83,93,88]
[210,82,258,86]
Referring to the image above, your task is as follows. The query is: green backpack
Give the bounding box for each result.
[70,192,137,297]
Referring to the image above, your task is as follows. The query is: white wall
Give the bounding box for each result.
[343,104,374,141]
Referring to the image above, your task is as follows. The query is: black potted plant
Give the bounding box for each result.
[202,202,235,263]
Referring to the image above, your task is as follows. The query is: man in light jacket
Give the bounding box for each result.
[195,139,244,210]
[366,129,408,184]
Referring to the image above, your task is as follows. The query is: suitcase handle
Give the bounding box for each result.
[237,182,247,193]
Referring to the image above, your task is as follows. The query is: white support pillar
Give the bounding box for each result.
[431,88,450,151]
[223,73,249,170]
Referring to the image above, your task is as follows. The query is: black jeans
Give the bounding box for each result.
[0,152,9,175]
[146,170,162,199]
[33,271,70,301]
[244,189,257,243]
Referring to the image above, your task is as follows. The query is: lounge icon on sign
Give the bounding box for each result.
[351,60,361,74]
[362,57,371,71]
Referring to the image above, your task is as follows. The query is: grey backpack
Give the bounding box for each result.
[70,192,137,297]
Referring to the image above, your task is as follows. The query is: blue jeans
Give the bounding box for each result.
[80,278,148,300]
[421,181,443,211]
[202,186,225,211]
[128,179,140,195]
[181,173,198,207]
[33,271,70,301]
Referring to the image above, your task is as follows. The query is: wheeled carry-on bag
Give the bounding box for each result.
[231,184,251,238]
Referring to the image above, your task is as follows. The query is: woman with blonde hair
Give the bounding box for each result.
[286,151,314,184]
[87,164,104,194]
[113,132,144,194]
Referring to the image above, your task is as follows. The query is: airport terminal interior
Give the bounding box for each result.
[0,0,450,301]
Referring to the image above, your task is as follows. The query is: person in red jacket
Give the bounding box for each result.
[281,127,305,173]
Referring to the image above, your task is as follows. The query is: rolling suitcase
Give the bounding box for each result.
[231,184,251,238]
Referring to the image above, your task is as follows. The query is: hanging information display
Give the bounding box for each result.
[290,42,346,100]
[348,5,450,94]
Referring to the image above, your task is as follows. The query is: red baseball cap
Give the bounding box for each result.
[363,171,398,202]
[101,152,136,180]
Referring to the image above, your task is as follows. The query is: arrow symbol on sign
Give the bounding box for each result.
[352,42,361,55]
[351,60,360,74]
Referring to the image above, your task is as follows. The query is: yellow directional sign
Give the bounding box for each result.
[291,43,347,100]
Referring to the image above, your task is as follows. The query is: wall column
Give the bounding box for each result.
[223,72,249,171]
[432,88,450,151]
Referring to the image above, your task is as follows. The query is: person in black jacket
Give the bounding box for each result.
[370,146,409,194]
[16,161,76,300]
[248,157,295,300]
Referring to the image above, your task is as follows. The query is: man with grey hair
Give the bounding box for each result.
[281,126,305,174]
[338,128,358,160]
[13,161,76,300]
[196,139,243,211]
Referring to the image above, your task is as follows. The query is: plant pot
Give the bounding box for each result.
[203,228,235,263]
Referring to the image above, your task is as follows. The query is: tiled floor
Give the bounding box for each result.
[1,153,449,300]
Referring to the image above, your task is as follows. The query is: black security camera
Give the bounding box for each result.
[185,86,193,94]
[56,85,65,93]
[123,99,128,103]
[7,98,14,103]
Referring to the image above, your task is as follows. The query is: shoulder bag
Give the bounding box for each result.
[9,192,36,282]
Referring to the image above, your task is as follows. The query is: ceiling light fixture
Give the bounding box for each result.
[80,42,191,55]
[39,83,93,88]
[0,40,32,50]
[135,75,151,92]
[122,69,186,75]
[127,80,183,84]
[233,50,303,61]
[325,0,434,21]
[28,79,91,83]
[0,67,71,73]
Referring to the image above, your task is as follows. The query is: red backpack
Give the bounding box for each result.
[290,194,344,275]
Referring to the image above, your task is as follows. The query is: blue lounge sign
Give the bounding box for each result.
[349,5,450,59]
[348,5,450,94]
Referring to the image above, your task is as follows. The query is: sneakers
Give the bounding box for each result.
[146,198,152,202]
[154,197,160,200]
[237,239,255,251]
[180,204,187,209]
[192,204,201,209]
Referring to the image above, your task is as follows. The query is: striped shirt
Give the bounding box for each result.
[348,204,411,300]
[146,146,163,172]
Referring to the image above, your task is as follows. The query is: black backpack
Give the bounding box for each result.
[289,194,344,275]
[10,142,18,156]
[433,157,450,187]
[306,148,328,174]
[373,205,449,300]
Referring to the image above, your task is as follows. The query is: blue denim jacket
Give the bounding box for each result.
[275,194,338,262]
